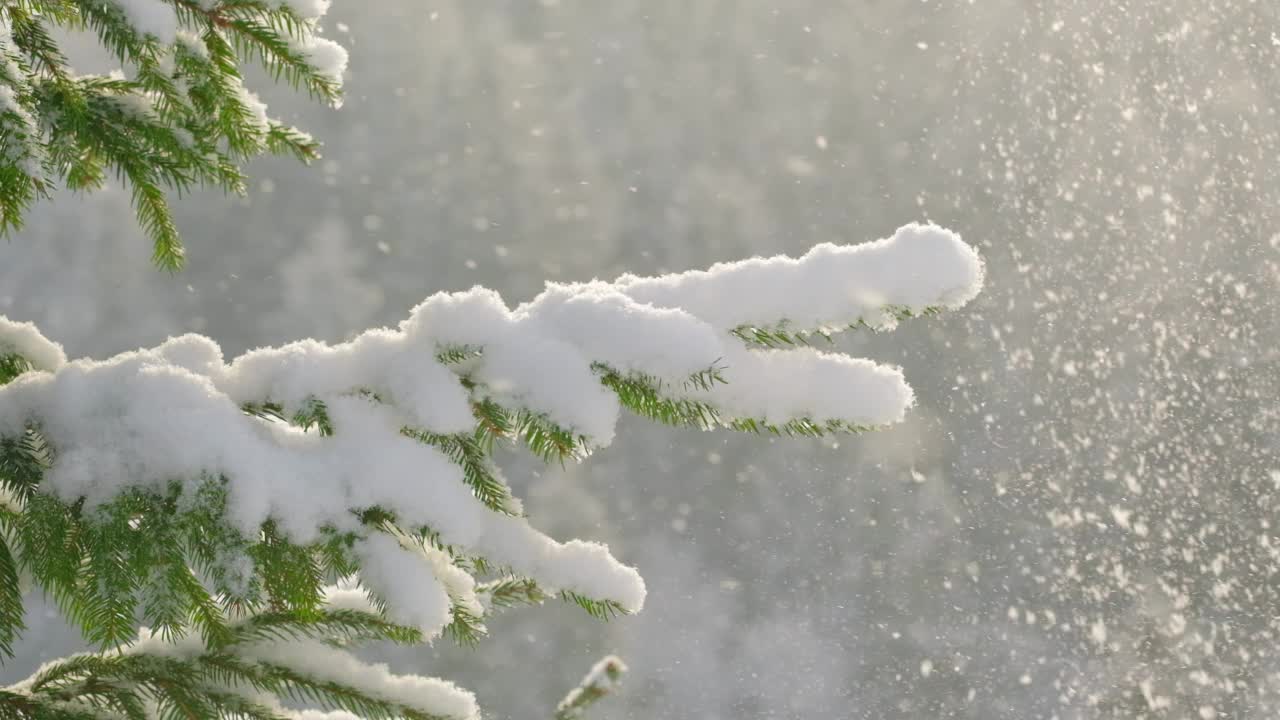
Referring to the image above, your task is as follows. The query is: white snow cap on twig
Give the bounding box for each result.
[272,0,333,21]
[579,655,627,690]
[244,639,479,720]
[112,0,179,44]
[611,222,984,332]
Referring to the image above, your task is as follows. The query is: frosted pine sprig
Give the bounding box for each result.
[555,656,628,720]
[0,0,348,269]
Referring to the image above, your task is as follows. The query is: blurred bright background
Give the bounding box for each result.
[4,1,1280,717]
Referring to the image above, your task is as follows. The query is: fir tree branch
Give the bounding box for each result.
[215,4,342,106]
[5,7,74,83]
[0,0,344,267]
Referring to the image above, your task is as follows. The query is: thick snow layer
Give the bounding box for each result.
[320,584,377,613]
[613,222,984,332]
[356,534,452,638]
[222,329,477,435]
[401,288,622,443]
[273,0,333,21]
[0,224,979,620]
[516,282,723,383]
[419,542,485,619]
[174,30,209,59]
[245,639,478,720]
[0,316,66,371]
[112,0,179,44]
[296,34,348,92]
[701,344,915,427]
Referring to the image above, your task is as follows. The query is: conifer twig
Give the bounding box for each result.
[554,656,628,720]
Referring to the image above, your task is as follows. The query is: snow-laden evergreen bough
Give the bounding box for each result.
[0,0,347,269]
[0,224,983,719]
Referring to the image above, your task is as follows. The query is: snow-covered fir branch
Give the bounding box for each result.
[0,223,983,718]
[0,0,348,268]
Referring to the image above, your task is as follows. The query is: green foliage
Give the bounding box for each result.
[2,478,238,650]
[0,0,337,269]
